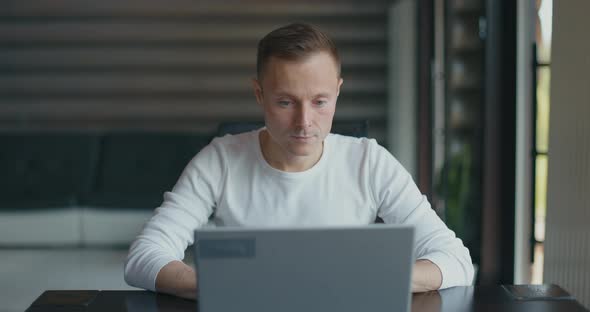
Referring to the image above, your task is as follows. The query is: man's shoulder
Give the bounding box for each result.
[325,133,382,164]
[326,133,377,150]
[326,133,400,167]
[199,129,259,162]
[210,129,259,148]
[188,129,258,168]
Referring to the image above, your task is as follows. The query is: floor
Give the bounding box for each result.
[0,248,137,312]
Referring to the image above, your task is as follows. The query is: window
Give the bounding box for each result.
[531,0,552,284]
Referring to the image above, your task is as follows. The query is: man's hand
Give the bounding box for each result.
[155,260,198,300]
[154,259,440,299]
[412,259,443,293]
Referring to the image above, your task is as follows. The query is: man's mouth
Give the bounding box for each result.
[291,134,315,141]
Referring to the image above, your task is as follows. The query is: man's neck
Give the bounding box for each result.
[259,130,323,172]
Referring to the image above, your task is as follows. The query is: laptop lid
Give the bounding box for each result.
[194,225,415,312]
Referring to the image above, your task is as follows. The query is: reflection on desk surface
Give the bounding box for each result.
[27,285,589,312]
[412,286,473,312]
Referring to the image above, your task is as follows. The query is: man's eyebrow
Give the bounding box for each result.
[273,90,330,99]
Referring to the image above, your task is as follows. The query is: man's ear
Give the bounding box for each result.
[252,78,264,107]
[336,77,343,97]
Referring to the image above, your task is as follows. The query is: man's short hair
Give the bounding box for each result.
[256,23,341,81]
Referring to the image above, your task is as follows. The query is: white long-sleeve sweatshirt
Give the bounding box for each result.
[124,129,474,291]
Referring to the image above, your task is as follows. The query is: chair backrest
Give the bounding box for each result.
[216,120,369,138]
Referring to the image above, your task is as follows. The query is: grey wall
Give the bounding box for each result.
[544,0,590,307]
[0,0,394,145]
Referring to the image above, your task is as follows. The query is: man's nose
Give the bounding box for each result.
[295,104,312,128]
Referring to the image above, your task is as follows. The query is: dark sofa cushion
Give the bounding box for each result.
[0,133,98,209]
[82,133,211,209]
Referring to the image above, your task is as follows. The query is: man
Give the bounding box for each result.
[124,23,474,300]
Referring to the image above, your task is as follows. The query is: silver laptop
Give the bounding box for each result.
[194,225,415,312]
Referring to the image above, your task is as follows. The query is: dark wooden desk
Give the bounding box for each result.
[25,285,588,312]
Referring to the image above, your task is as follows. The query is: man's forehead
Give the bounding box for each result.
[270,90,333,98]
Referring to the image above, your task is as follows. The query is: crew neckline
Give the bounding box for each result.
[254,128,329,179]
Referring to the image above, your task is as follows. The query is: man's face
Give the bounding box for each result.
[253,51,343,159]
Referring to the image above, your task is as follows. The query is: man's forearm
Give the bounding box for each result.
[155,260,198,300]
[412,259,443,292]
[154,259,438,298]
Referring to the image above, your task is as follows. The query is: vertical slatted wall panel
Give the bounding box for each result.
[544,0,590,308]
[0,0,390,143]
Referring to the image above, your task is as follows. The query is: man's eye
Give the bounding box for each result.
[315,100,327,106]
[278,101,291,106]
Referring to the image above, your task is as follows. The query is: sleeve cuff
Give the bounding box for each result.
[148,256,180,292]
[417,251,473,289]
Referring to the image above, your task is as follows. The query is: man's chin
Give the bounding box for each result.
[286,142,322,157]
